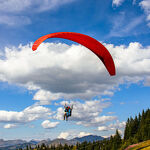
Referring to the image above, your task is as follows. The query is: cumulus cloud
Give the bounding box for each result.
[0,42,150,127]
[54,100,116,126]
[109,120,126,129]
[0,42,150,103]
[78,132,92,137]
[98,126,108,131]
[57,130,92,140]
[0,43,117,102]
[0,105,51,124]
[33,90,62,105]
[98,120,126,131]
[91,116,117,126]
[0,0,75,26]
[140,0,150,15]
[4,124,17,129]
[112,0,125,6]
[41,120,59,129]
[58,132,69,139]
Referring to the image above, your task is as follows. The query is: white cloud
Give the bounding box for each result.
[109,12,144,37]
[118,129,123,135]
[147,14,150,21]
[33,90,62,105]
[54,107,64,121]
[112,0,150,28]
[0,0,75,26]
[0,0,31,13]
[140,0,150,13]
[112,0,125,6]
[109,120,126,129]
[4,124,17,129]
[0,105,51,124]
[57,130,92,140]
[78,132,91,137]
[98,126,108,131]
[0,43,118,102]
[98,120,126,131]
[101,98,111,102]
[94,116,117,124]
[102,135,110,138]
[41,120,59,129]
[140,0,150,27]
[54,100,115,126]
[58,132,69,139]
[1,42,150,127]
[0,0,74,13]
[0,15,31,26]
[1,42,150,102]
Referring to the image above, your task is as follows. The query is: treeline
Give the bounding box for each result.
[122,108,150,149]
[18,108,150,150]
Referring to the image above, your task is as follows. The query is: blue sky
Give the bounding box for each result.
[0,0,150,140]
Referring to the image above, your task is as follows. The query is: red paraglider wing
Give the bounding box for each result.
[32,32,116,76]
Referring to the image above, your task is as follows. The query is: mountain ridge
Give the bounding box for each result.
[0,135,104,150]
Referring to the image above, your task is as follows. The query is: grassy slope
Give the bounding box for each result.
[126,140,150,150]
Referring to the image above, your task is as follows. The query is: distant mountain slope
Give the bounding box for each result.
[37,135,104,146]
[49,138,77,146]
[0,140,39,150]
[73,135,104,143]
[0,135,104,149]
[38,138,73,147]
[37,135,104,147]
[0,139,26,147]
[0,142,33,150]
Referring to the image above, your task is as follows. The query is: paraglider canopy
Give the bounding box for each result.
[32,32,116,76]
